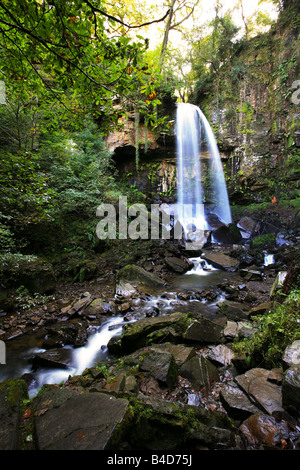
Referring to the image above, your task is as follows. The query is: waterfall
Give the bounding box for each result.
[176,103,232,235]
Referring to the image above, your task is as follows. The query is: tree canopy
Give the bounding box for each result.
[0,0,170,128]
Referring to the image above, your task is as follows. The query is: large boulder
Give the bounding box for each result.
[237,216,259,239]
[212,223,242,244]
[179,355,220,392]
[282,366,300,412]
[42,322,88,349]
[218,300,249,321]
[120,395,236,450]
[140,348,178,389]
[115,264,165,296]
[31,348,74,371]
[238,413,290,450]
[202,252,240,272]
[282,340,300,369]
[164,256,192,273]
[32,387,129,450]
[1,256,56,295]
[234,368,284,415]
[217,300,250,321]
[220,381,261,420]
[119,312,190,354]
[184,316,225,344]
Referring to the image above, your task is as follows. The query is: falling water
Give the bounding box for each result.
[176,103,232,234]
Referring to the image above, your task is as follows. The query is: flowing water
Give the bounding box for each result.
[0,315,127,397]
[176,103,232,232]
[264,253,275,266]
[0,259,235,398]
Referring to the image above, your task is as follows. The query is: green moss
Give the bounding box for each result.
[251,233,276,249]
[0,378,28,410]
[106,396,236,450]
[233,289,300,368]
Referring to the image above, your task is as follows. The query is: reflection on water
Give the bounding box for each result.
[171,257,236,291]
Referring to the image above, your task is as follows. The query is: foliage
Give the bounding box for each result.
[233,289,300,368]
[0,0,171,133]
[0,149,57,252]
[15,285,54,312]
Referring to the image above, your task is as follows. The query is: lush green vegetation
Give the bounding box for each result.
[233,288,300,368]
[0,0,299,282]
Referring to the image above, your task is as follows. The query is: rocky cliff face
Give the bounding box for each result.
[201,8,300,202]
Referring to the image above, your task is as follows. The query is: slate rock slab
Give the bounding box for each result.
[235,368,283,415]
[202,252,240,271]
[31,348,74,371]
[32,387,128,450]
[220,381,261,420]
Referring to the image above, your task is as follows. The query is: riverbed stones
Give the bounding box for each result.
[64,293,93,317]
[83,298,112,317]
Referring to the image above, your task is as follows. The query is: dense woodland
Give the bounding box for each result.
[0,0,298,258]
[0,1,300,449]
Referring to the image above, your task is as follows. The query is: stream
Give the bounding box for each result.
[0,256,258,398]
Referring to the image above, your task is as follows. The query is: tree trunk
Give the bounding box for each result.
[159,0,176,70]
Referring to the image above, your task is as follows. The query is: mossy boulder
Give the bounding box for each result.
[107,396,236,450]
[116,264,165,294]
[1,255,55,294]
[119,312,192,354]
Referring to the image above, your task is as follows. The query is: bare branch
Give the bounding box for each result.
[82,0,170,29]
